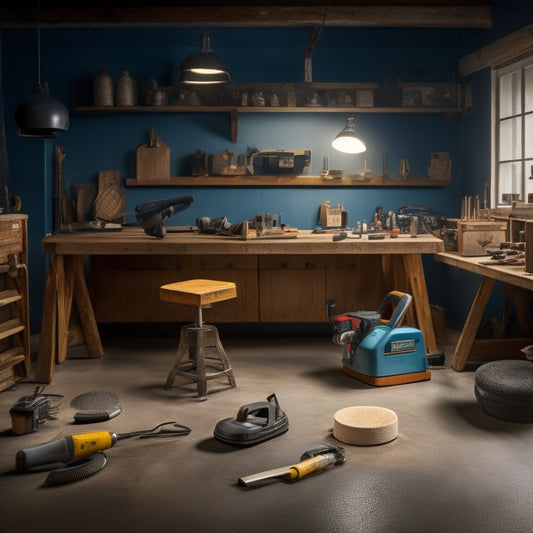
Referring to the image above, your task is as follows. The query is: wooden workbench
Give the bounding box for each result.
[36,229,444,383]
[434,252,533,371]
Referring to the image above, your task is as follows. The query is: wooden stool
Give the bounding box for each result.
[160,279,237,400]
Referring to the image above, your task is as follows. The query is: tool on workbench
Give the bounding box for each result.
[238,444,345,487]
[16,421,191,472]
[327,291,431,386]
[133,195,195,238]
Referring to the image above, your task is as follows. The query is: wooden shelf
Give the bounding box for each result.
[0,289,22,307]
[0,318,25,341]
[75,104,461,143]
[125,175,451,187]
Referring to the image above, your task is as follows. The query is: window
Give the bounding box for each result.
[493,56,533,206]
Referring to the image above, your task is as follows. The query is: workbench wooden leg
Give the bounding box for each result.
[71,256,103,359]
[35,254,58,383]
[402,254,439,355]
[451,276,495,371]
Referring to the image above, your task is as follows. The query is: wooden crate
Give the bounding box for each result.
[457,221,508,256]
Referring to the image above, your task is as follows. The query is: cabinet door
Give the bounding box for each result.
[259,255,327,322]
[89,255,195,322]
[89,254,258,322]
[325,255,387,315]
[192,256,259,322]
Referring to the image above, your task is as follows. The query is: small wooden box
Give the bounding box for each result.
[320,201,346,228]
[457,221,508,256]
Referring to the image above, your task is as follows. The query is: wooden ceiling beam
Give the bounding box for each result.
[460,23,533,76]
[0,5,492,29]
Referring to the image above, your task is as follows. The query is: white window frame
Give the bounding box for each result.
[492,55,533,207]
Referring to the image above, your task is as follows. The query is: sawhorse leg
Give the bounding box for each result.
[451,276,495,371]
[36,254,104,383]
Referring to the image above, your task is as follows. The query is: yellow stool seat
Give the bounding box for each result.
[161,279,237,400]
[160,279,237,307]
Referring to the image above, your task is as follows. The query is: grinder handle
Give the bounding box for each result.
[16,431,115,472]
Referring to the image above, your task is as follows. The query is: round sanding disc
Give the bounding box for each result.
[333,406,398,446]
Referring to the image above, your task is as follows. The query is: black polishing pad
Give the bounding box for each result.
[70,391,122,423]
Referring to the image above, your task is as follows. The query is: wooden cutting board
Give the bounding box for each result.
[136,126,171,183]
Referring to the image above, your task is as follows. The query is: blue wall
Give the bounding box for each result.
[2,2,533,332]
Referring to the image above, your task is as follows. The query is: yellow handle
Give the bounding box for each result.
[288,455,330,480]
[72,431,114,460]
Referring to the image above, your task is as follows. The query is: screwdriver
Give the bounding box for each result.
[16,422,191,472]
[238,444,345,487]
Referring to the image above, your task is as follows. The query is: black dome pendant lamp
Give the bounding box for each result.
[15,3,69,138]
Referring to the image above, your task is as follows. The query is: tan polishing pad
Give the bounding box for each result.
[333,406,398,446]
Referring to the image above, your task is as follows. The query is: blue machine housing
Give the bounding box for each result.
[343,325,428,377]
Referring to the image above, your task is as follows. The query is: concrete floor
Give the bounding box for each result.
[0,328,532,533]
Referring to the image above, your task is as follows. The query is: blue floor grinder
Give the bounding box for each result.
[328,291,431,386]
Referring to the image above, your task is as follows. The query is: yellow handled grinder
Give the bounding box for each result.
[238,444,345,487]
[16,421,191,472]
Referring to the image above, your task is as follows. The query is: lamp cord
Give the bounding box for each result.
[37,0,41,83]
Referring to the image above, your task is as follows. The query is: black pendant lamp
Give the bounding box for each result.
[15,3,69,138]
[179,32,230,85]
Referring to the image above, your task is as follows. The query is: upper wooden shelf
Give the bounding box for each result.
[75,104,461,142]
[125,175,451,187]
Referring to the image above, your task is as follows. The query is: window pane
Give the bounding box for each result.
[526,66,533,112]
[498,161,523,204]
[524,160,533,202]
[499,117,522,160]
[499,70,521,117]
[526,113,533,158]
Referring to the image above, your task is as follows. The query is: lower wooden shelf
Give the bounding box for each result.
[126,175,451,187]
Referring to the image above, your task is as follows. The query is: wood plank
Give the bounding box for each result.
[434,252,533,292]
[0,5,492,29]
[460,22,533,76]
[125,175,451,187]
[43,230,445,256]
